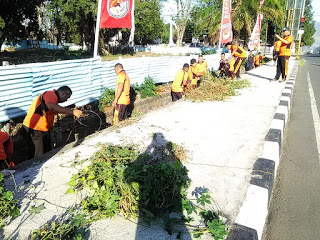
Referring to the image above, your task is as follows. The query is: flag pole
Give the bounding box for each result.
[94,0,103,58]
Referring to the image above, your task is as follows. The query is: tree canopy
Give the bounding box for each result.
[301,0,316,46]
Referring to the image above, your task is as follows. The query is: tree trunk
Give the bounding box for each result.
[264,20,268,55]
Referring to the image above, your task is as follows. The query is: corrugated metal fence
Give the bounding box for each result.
[0,55,220,122]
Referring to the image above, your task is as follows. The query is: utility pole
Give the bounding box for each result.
[296,17,305,60]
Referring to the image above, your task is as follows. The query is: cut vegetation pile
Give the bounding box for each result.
[186,74,251,101]
[29,139,227,239]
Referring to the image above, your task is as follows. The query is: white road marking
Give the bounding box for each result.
[307,71,320,163]
[303,59,306,62]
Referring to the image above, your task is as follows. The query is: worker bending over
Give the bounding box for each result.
[254,52,265,67]
[188,59,200,88]
[171,63,189,102]
[22,86,83,158]
[225,42,247,79]
[112,63,131,125]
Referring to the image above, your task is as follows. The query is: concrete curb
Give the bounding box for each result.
[226,61,299,240]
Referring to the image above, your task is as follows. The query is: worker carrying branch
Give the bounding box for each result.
[225,42,247,79]
[22,86,83,158]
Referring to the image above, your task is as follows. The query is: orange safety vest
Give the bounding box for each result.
[23,91,59,132]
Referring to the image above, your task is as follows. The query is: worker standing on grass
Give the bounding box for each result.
[112,63,131,125]
[273,27,294,82]
[225,42,247,80]
[196,55,208,87]
[22,86,83,158]
[171,63,189,102]
[0,131,15,169]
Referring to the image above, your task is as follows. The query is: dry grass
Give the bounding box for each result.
[186,74,251,102]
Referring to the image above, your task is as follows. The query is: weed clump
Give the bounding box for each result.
[186,73,251,101]
[0,173,20,229]
[98,87,115,111]
[133,76,158,98]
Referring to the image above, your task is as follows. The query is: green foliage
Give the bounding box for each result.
[0,173,20,229]
[134,0,164,45]
[134,77,158,99]
[66,144,227,238]
[98,88,115,111]
[28,203,45,215]
[301,0,316,46]
[200,48,217,55]
[0,0,44,48]
[30,210,87,240]
[48,0,97,46]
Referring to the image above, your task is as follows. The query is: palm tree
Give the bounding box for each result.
[191,0,285,46]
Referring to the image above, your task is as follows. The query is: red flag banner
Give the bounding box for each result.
[100,0,133,28]
[219,0,233,44]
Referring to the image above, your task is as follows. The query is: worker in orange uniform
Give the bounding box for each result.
[171,63,189,101]
[225,42,247,79]
[112,63,131,125]
[188,59,199,88]
[254,52,265,67]
[0,131,15,169]
[196,55,208,87]
[273,40,282,63]
[273,27,294,82]
[22,86,83,158]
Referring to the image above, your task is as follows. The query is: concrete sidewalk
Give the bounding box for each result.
[2,59,296,240]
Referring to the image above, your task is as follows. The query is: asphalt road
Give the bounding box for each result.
[263,54,320,240]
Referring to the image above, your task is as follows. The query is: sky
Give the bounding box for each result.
[311,0,320,22]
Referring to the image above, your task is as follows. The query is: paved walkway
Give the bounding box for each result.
[2,59,295,239]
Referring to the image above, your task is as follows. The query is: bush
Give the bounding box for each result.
[98,87,115,111]
[133,76,157,98]
[200,47,217,55]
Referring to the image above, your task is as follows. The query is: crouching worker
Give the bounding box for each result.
[112,63,131,125]
[0,131,15,169]
[22,86,83,158]
[188,59,199,88]
[171,63,189,102]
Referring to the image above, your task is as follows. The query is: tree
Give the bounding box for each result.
[174,0,193,47]
[134,0,164,45]
[191,0,285,46]
[0,0,45,49]
[47,0,97,48]
[301,0,316,46]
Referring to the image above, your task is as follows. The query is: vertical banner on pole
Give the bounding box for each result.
[100,0,134,28]
[248,13,263,50]
[248,0,264,50]
[219,0,233,46]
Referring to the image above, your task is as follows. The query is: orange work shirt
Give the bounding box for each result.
[279,35,294,57]
[115,70,130,105]
[274,40,282,52]
[254,55,262,65]
[196,61,208,76]
[231,45,247,58]
[23,90,59,132]
[172,69,188,93]
[188,65,198,85]
[0,132,13,161]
